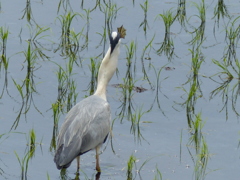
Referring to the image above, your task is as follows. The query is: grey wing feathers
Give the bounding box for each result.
[54,95,111,169]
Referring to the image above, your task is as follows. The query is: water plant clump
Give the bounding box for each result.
[0,26,9,97]
[139,0,149,36]
[187,113,210,180]
[187,0,206,47]
[156,9,176,61]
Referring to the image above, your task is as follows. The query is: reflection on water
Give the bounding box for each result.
[59,169,101,180]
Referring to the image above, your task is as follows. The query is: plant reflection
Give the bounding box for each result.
[21,0,37,25]
[147,64,168,116]
[14,129,41,180]
[0,26,9,98]
[157,9,176,61]
[141,34,155,89]
[187,113,210,180]
[187,0,206,47]
[87,57,101,96]
[178,46,203,128]
[213,0,230,28]
[139,0,149,37]
[11,42,42,130]
[210,57,240,120]
[176,0,186,28]
[56,11,87,58]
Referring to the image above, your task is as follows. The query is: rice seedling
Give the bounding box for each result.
[11,41,43,130]
[27,25,51,61]
[56,11,85,57]
[87,57,101,96]
[126,154,137,180]
[14,129,40,180]
[153,165,163,180]
[156,9,176,60]
[177,47,203,128]
[139,0,149,36]
[0,26,9,97]
[55,60,78,113]
[117,41,137,122]
[187,0,206,47]
[209,57,240,120]
[50,101,61,151]
[223,16,240,67]
[187,113,210,180]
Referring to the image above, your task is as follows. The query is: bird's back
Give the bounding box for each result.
[54,95,111,169]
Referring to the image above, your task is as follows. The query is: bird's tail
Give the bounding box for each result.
[54,144,72,170]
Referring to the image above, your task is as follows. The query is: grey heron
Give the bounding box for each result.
[54,27,125,172]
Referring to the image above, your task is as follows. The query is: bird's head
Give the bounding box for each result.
[110,31,121,54]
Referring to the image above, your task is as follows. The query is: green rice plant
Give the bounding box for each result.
[139,0,149,36]
[52,56,79,120]
[50,101,61,151]
[11,42,43,129]
[87,57,101,96]
[46,172,50,180]
[56,11,85,56]
[176,47,203,128]
[156,9,176,60]
[28,25,51,61]
[209,58,237,120]
[187,113,210,180]
[126,154,137,180]
[153,165,163,180]
[187,0,206,46]
[27,129,36,159]
[21,41,38,95]
[223,16,240,67]
[117,41,137,122]
[14,129,39,180]
[0,26,9,97]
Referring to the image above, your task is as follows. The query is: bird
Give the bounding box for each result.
[54,27,125,172]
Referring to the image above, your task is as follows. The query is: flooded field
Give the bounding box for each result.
[1,0,240,179]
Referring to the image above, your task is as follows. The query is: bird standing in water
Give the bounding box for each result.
[54,26,126,172]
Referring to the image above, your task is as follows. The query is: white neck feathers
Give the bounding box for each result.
[94,42,120,101]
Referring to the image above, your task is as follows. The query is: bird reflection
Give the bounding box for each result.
[60,169,101,180]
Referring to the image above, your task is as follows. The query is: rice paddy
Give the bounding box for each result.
[1,0,240,179]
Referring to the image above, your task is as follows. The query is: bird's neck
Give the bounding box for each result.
[94,46,119,101]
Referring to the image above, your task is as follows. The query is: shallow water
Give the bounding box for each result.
[1,0,240,179]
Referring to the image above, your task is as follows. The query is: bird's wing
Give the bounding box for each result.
[54,95,111,167]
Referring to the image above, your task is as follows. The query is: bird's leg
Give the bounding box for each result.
[95,146,101,172]
[77,156,80,170]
